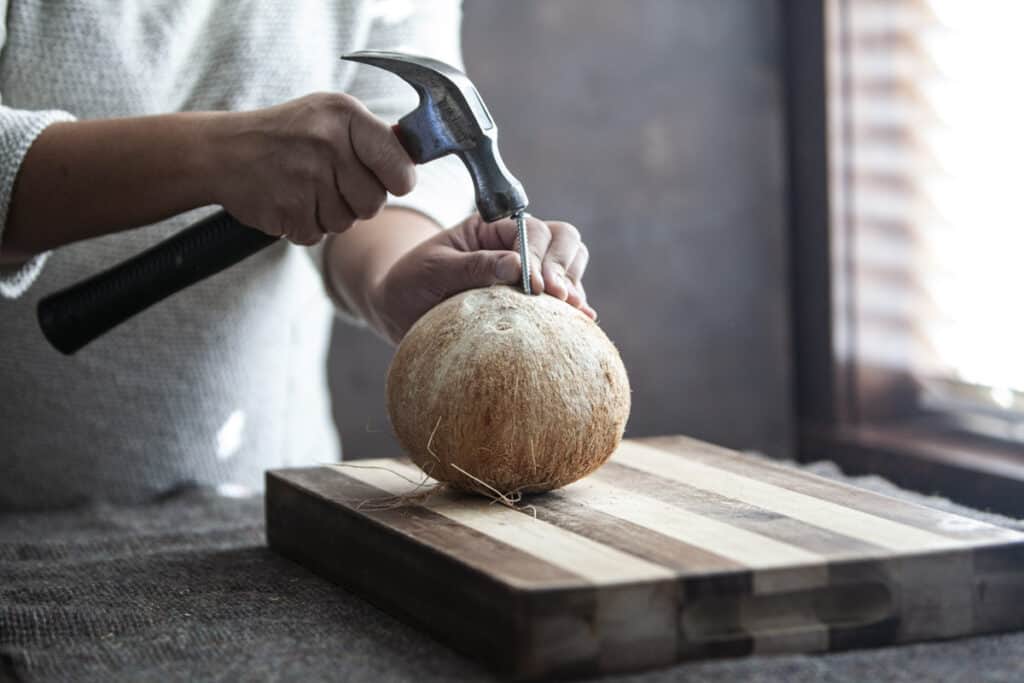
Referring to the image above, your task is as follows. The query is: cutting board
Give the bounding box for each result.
[265,435,1024,680]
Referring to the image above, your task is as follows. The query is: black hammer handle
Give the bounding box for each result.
[38,211,277,354]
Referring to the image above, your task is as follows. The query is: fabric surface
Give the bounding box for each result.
[1,458,1022,683]
[0,0,475,509]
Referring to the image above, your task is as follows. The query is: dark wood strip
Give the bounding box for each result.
[531,490,744,575]
[266,469,555,676]
[970,544,1024,633]
[823,558,901,651]
[678,573,756,660]
[278,467,585,587]
[638,435,1021,543]
[596,462,885,559]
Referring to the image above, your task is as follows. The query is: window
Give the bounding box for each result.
[785,1,1024,515]
[828,0,1024,439]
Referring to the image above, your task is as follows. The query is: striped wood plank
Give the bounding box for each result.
[266,436,1024,680]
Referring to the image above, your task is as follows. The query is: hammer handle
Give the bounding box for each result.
[38,211,276,354]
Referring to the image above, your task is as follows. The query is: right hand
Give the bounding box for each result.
[206,93,416,246]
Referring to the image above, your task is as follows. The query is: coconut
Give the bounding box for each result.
[385,285,630,496]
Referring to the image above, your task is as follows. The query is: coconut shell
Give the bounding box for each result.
[385,285,631,495]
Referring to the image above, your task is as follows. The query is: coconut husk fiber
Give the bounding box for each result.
[386,285,631,496]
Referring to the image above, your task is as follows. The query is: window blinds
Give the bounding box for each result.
[826,0,1024,421]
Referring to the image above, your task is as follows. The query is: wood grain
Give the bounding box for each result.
[266,436,1024,680]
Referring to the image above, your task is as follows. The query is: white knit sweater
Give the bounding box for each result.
[0,0,474,509]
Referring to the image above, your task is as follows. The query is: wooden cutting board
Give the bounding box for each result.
[265,435,1024,680]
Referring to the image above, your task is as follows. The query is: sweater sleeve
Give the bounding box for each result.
[0,0,80,299]
[307,0,474,325]
[0,106,77,299]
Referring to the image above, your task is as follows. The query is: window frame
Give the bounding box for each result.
[782,0,1024,517]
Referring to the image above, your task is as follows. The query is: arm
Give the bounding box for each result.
[2,113,218,262]
[323,207,439,333]
[1,94,415,262]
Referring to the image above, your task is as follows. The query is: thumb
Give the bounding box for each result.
[439,250,521,297]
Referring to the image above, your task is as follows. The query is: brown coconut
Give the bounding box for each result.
[385,285,630,496]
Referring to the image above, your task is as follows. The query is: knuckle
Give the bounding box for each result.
[286,155,320,183]
[310,91,359,116]
[560,222,581,242]
[465,255,491,282]
[340,204,357,227]
[329,207,356,232]
[339,178,383,220]
[330,91,361,111]
[308,120,341,150]
[351,201,378,221]
[354,192,385,220]
[529,217,551,240]
[297,227,321,245]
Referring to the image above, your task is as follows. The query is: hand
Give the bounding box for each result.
[206,93,416,245]
[369,213,595,344]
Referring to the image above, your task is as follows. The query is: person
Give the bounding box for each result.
[0,1,594,509]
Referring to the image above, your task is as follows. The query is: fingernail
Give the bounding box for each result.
[496,256,518,283]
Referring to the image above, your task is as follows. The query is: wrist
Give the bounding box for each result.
[323,232,387,327]
[190,110,239,208]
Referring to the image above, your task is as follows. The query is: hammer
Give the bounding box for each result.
[37,50,530,355]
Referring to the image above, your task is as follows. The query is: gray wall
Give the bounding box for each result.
[329,0,792,459]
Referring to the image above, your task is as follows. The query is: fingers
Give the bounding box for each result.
[572,278,597,319]
[539,221,581,301]
[437,249,523,299]
[348,104,416,197]
[281,191,323,246]
[304,104,399,236]
[315,173,355,235]
[224,93,418,244]
[564,242,590,309]
[519,215,551,294]
[470,215,550,293]
[458,214,596,318]
[333,163,384,223]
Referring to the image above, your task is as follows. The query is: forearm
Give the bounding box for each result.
[2,113,221,260]
[324,207,441,334]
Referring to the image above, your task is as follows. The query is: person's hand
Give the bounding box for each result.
[369,213,595,344]
[206,93,416,245]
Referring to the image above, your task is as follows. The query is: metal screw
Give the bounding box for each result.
[515,210,532,295]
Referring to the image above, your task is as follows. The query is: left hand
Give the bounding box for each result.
[369,213,595,343]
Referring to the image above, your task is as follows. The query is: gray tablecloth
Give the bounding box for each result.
[2,461,1023,683]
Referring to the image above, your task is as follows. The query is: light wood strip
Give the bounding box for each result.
[643,435,1024,544]
[534,492,746,574]
[595,462,885,560]
[559,477,823,570]
[615,442,973,553]
[332,461,675,585]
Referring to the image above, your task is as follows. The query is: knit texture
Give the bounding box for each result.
[0,109,75,298]
[1,457,1021,683]
[0,0,474,509]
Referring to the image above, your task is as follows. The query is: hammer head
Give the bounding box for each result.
[343,50,528,223]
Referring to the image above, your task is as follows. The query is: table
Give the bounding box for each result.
[2,458,1022,683]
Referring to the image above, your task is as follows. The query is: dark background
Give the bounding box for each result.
[328,0,792,459]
